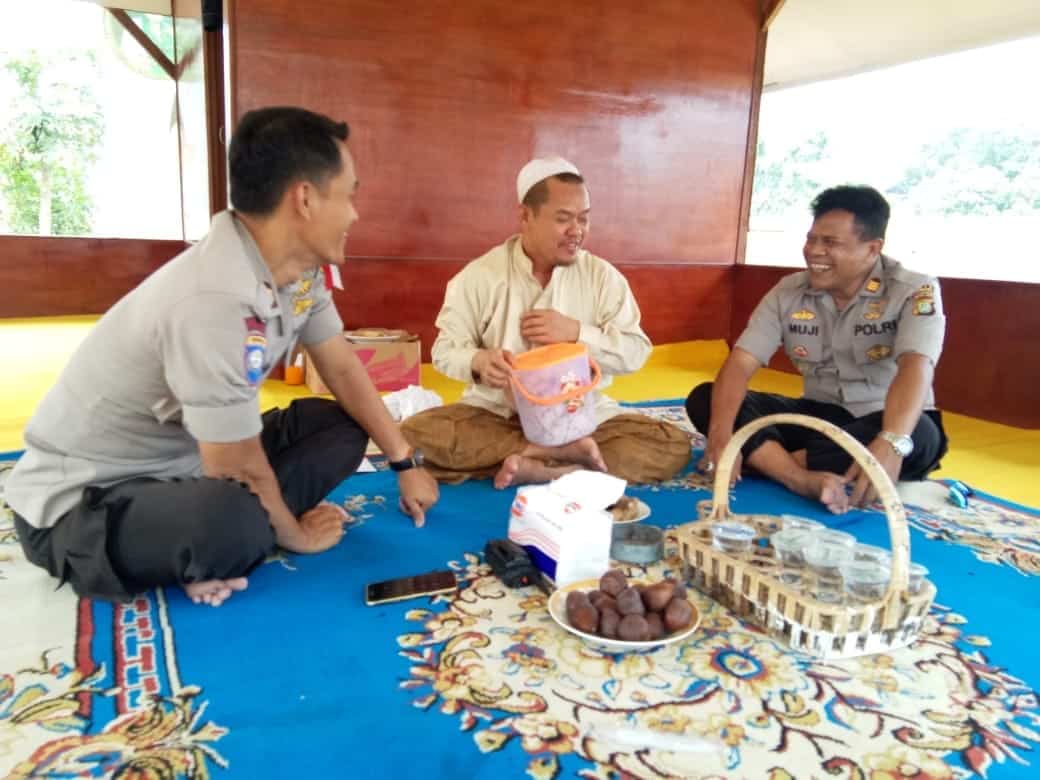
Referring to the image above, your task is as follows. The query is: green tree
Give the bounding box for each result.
[0,50,103,235]
[751,132,830,217]
[892,129,1040,216]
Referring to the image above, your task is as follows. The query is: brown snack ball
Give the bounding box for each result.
[566,590,591,612]
[641,581,675,612]
[665,578,688,601]
[615,586,646,616]
[599,569,627,597]
[589,592,619,613]
[569,603,600,634]
[663,598,694,632]
[617,614,651,641]
[645,611,665,639]
[598,606,621,638]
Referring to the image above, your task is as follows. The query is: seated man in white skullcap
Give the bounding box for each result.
[402,157,690,488]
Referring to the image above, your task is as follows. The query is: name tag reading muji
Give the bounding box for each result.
[244,316,267,386]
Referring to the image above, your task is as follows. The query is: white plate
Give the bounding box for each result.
[345,330,405,343]
[611,498,651,524]
[547,578,700,653]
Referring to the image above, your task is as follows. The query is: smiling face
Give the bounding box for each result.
[803,209,883,305]
[298,140,359,267]
[519,177,591,271]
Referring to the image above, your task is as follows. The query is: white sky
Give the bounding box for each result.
[759,36,1040,186]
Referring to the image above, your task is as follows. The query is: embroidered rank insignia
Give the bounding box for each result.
[292,278,314,317]
[863,300,886,321]
[865,277,882,293]
[244,316,267,386]
[866,344,892,361]
[791,309,816,321]
[792,345,809,359]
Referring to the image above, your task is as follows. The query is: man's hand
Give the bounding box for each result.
[289,503,349,553]
[471,349,515,389]
[397,468,439,528]
[699,429,741,487]
[520,309,580,346]
[846,437,903,507]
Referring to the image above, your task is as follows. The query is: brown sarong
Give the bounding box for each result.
[401,404,690,484]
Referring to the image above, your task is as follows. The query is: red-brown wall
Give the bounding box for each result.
[230,0,760,353]
[0,236,186,317]
[729,265,1040,429]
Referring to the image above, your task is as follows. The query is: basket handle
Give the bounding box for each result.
[708,413,910,599]
[508,359,601,407]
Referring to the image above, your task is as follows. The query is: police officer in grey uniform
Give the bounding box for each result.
[686,185,948,514]
[7,107,439,605]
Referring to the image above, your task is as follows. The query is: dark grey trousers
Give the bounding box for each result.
[14,398,368,602]
[684,383,948,480]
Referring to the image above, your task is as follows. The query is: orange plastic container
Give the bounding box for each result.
[509,344,601,446]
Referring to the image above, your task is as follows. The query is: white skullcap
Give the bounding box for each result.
[516,156,581,203]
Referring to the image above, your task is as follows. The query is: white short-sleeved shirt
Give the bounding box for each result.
[734,256,945,417]
[7,211,343,528]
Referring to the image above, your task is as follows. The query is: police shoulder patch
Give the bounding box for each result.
[243,316,267,386]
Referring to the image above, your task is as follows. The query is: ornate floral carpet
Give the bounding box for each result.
[2,403,1039,778]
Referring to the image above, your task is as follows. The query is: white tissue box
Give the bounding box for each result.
[507,483,613,587]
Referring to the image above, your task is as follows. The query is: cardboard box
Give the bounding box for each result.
[306,330,421,394]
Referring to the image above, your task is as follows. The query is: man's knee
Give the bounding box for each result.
[685,382,714,430]
[182,479,274,561]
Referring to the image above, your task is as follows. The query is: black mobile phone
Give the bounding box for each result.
[364,570,457,606]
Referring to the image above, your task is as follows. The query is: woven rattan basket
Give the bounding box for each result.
[676,413,936,659]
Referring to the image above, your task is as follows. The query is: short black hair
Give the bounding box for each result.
[810,185,890,241]
[522,172,585,213]
[229,107,350,216]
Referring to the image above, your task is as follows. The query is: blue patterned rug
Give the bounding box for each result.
[2,403,1039,778]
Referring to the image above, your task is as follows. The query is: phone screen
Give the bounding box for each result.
[364,570,457,605]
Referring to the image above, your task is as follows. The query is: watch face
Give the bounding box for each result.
[412,448,424,467]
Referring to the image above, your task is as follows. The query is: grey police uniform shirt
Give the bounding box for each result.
[7,211,344,529]
[734,256,945,418]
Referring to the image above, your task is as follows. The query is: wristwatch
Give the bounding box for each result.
[879,431,914,457]
[389,448,425,472]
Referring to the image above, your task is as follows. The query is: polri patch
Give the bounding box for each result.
[244,316,267,386]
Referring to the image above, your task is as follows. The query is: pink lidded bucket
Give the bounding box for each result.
[509,343,601,447]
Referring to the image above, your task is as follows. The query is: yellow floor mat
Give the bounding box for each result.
[2,318,1038,507]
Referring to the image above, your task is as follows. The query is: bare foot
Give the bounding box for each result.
[494,454,580,489]
[183,577,249,607]
[522,436,608,472]
[801,472,850,514]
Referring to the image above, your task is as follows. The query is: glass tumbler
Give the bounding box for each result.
[804,530,855,604]
[770,528,813,591]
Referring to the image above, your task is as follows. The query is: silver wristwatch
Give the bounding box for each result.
[879,431,914,457]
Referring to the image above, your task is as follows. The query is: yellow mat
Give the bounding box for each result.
[2,318,1038,507]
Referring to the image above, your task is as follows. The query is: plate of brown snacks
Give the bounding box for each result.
[607,496,650,524]
[547,569,700,653]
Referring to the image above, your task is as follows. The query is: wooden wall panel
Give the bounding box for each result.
[231,0,761,265]
[729,265,1040,429]
[336,259,735,362]
[0,236,187,318]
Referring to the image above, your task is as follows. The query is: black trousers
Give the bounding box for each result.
[684,383,948,479]
[14,398,368,602]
